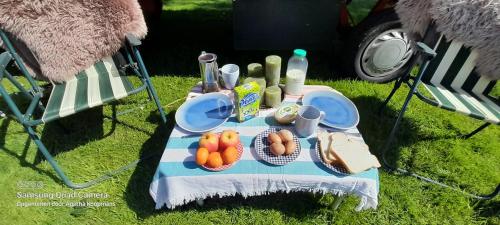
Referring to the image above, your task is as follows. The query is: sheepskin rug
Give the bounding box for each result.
[395,0,500,80]
[0,0,147,82]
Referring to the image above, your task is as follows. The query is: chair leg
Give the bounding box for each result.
[332,194,345,210]
[379,90,499,200]
[380,82,417,171]
[481,184,500,199]
[131,47,167,124]
[144,83,154,101]
[24,125,78,188]
[144,80,167,124]
[24,125,148,189]
[195,198,205,206]
[462,123,490,139]
[378,77,405,115]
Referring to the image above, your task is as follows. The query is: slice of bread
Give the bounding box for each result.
[327,141,344,167]
[329,132,381,174]
[329,132,350,146]
[318,131,335,164]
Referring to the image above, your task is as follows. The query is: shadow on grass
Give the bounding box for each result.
[124,110,174,218]
[0,92,110,184]
[0,117,62,183]
[344,95,426,170]
[357,94,499,211]
[473,200,500,218]
[122,96,422,220]
[0,95,165,186]
[121,111,330,220]
[354,94,493,174]
[35,107,106,164]
[139,6,345,80]
[35,99,161,164]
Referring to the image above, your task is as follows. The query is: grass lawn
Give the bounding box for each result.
[1,0,499,224]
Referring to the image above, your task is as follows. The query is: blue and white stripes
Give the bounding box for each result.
[150,85,379,211]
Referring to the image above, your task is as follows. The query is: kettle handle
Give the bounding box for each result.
[218,67,225,87]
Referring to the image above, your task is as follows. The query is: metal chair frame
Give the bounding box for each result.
[378,30,499,199]
[0,30,167,189]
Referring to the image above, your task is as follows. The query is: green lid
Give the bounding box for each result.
[293,49,307,57]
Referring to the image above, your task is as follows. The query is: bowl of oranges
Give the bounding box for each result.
[196,130,243,171]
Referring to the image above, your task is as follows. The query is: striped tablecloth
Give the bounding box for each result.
[150,85,379,211]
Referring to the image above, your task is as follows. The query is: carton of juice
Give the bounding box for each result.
[234,81,261,122]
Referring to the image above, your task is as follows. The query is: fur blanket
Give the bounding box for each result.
[395,0,500,80]
[0,0,147,82]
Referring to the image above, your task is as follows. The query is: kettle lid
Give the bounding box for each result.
[198,51,217,63]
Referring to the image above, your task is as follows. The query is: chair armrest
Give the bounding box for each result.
[126,34,142,47]
[416,42,437,60]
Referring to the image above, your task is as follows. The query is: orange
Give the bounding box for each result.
[221,146,239,165]
[206,152,223,168]
[196,148,209,166]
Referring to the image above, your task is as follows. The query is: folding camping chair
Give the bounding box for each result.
[0,29,167,189]
[379,25,500,199]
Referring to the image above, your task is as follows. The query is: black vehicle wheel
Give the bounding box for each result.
[345,11,414,83]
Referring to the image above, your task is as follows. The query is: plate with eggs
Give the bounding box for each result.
[254,128,301,165]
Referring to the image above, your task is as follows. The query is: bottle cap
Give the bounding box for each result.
[293,49,307,57]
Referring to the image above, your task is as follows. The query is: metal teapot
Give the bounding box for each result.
[198,51,221,93]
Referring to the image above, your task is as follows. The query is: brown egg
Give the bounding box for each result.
[278,129,294,143]
[270,143,285,156]
[267,132,282,144]
[284,141,296,155]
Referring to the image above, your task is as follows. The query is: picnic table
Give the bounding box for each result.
[149,85,379,211]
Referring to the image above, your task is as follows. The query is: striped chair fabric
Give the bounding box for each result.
[420,35,499,124]
[42,55,135,123]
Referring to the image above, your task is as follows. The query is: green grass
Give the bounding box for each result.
[1,1,499,224]
[1,77,498,224]
[163,0,231,11]
[347,0,378,25]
